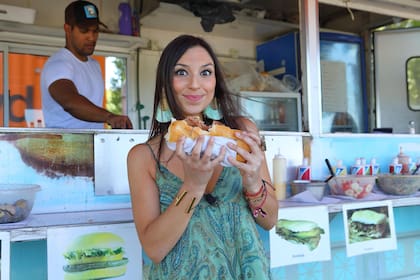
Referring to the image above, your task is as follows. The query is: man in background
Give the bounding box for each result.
[41,0,132,129]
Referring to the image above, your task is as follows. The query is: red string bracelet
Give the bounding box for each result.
[245,180,268,218]
[244,180,265,198]
[250,187,268,218]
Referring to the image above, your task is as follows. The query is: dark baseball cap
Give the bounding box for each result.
[65,1,103,27]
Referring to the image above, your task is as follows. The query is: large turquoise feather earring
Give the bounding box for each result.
[204,98,223,120]
[155,93,173,123]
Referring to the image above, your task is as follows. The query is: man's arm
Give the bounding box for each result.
[48,79,132,129]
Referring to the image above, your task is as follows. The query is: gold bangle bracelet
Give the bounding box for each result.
[185,197,196,214]
[175,190,187,206]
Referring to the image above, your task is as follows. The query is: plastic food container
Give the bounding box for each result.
[0,184,41,223]
[327,175,376,199]
[376,174,420,195]
[291,180,327,200]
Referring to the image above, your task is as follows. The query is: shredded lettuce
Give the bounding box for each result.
[64,247,123,262]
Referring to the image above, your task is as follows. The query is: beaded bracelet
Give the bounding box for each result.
[244,181,266,205]
[247,186,267,204]
[250,189,268,218]
[245,180,268,218]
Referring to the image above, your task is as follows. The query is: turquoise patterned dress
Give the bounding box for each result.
[147,162,271,280]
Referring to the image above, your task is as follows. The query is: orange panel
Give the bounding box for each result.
[8,53,48,127]
[4,53,106,128]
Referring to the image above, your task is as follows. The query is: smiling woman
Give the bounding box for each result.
[128,34,278,279]
[172,46,216,118]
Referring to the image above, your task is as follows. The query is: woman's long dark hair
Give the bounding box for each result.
[148,34,243,161]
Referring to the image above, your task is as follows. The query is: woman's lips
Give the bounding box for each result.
[184,95,204,102]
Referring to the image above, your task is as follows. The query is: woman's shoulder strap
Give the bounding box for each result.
[145,142,160,165]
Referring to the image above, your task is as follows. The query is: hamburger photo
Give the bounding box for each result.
[275,219,325,251]
[348,209,390,243]
[62,232,128,280]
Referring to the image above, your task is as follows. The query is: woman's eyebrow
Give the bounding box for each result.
[175,63,214,68]
[202,63,215,67]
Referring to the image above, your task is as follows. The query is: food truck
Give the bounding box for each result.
[0,0,420,279]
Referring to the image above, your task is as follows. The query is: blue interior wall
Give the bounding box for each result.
[310,136,420,180]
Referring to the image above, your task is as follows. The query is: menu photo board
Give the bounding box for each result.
[270,205,331,267]
[47,223,142,280]
[343,200,397,257]
[0,232,11,280]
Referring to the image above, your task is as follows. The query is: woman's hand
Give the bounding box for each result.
[227,130,264,193]
[176,135,226,192]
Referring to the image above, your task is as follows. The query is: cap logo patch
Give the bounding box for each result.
[83,4,98,19]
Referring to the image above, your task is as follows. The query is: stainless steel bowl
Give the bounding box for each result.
[291,180,327,200]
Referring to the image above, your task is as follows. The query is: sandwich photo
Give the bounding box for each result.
[275,219,325,251]
[348,209,389,243]
[165,117,251,163]
[62,232,128,280]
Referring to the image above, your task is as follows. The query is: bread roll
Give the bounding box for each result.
[165,119,250,162]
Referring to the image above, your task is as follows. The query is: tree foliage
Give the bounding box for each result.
[376,19,420,31]
[105,57,126,115]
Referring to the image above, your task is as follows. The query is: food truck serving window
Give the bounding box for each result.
[0,48,129,128]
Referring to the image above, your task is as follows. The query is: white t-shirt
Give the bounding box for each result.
[41,48,105,129]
